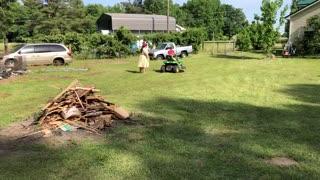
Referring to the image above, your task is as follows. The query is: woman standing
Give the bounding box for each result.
[138,42,150,73]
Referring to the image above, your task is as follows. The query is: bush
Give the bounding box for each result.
[237,28,251,51]
[18,27,207,58]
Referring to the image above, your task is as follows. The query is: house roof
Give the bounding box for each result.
[106,13,174,20]
[298,0,317,6]
[285,0,320,19]
[104,13,176,31]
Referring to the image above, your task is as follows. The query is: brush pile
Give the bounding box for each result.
[38,80,130,134]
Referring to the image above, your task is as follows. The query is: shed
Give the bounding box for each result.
[96,13,176,35]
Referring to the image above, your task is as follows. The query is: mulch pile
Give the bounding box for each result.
[37,80,130,134]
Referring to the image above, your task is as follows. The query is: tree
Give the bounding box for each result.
[258,0,288,55]
[121,0,144,14]
[291,0,298,12]
[237,27,252,50]
[22,0,43,37]
[0,0,18,54]
[22,0,90,36]
[222,4,247,38]
[85,4,124,33]
[183,0,224,40]
[144,0,167,15]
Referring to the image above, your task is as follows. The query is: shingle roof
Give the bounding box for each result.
[285,0,320,18]
[105,13,176,31]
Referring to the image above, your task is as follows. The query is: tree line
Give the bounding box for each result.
[0,0,247,42]
[1,0,303,56]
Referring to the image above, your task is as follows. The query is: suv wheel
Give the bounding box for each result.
[53,59,64,66]
[5,59,15,67]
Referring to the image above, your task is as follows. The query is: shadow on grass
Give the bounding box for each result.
[0,84,319,179]
[212,54,258,60]
[126,70,141,73]
[280,84,320,104]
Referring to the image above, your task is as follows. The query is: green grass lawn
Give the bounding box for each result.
[0,52,320,179]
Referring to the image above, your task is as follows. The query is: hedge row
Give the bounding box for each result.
[21,27,207,59]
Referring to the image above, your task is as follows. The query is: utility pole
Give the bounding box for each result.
[167,0,169,33]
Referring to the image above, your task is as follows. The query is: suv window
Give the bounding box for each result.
[50,45,66,52]
[20,45,34,54]
[34,45,66,53]
[34,45,51,53]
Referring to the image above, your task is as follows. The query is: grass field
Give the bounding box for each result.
[0,52,320,179]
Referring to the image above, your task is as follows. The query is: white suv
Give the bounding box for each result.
[1,43,73,66]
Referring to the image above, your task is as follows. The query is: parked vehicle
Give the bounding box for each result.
[1,43,72,66]
[149,42,193,60]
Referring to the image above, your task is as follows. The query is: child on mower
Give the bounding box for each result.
[168,47,177,61]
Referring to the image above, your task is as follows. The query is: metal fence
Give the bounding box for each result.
[202,41,235,54]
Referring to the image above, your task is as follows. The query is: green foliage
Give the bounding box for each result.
[248,20,264,50]
[0,0,18,40]
[114,26,137,46]
[222,4,248,38]
[303,15,320,55]
[237,0,287,53]
[236,28,252,51]
[183,0,224,40]
[144,0,167,15]
[143,28,207,53]
[181,28,207,52]
[259,0,288,54]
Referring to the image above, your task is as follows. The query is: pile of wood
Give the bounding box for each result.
[38,80,130,134]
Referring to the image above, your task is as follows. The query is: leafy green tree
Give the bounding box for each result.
[222,4,247,38]
[144,0,167,15]
[22,0,43,37]
[114,26,136,46]
[182,0,224,40]
[237,27,252,50]
[258,0,288,55]
[170,3,188,27]
[0,0,18,54]
[85,4,124,33]
[248,16,264,50]
[291,0,299,12]
[121,0,144,14]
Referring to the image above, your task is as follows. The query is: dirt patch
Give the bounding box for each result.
[0,93,12,98]
[87,71,107,76]
[265,157,298,167]
[0,76,18,84]
[0,118,105,151]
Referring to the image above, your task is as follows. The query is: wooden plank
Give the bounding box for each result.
[41,79,79,111]
[113,106,130,120]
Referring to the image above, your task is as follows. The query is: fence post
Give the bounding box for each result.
[217,42,219,54]
[225,42,227,54]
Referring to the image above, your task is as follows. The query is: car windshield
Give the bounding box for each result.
[156,44,167,50]
[9,44,25,53]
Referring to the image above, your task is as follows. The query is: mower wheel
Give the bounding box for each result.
[160,65,166,73]
[173,65,179,73]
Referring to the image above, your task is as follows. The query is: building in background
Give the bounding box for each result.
[96,13,178,35]
[285,0,320,43]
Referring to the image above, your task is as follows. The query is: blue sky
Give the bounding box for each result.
[83,0,292,30]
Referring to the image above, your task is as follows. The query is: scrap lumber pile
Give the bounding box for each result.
[38,80,130,134]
